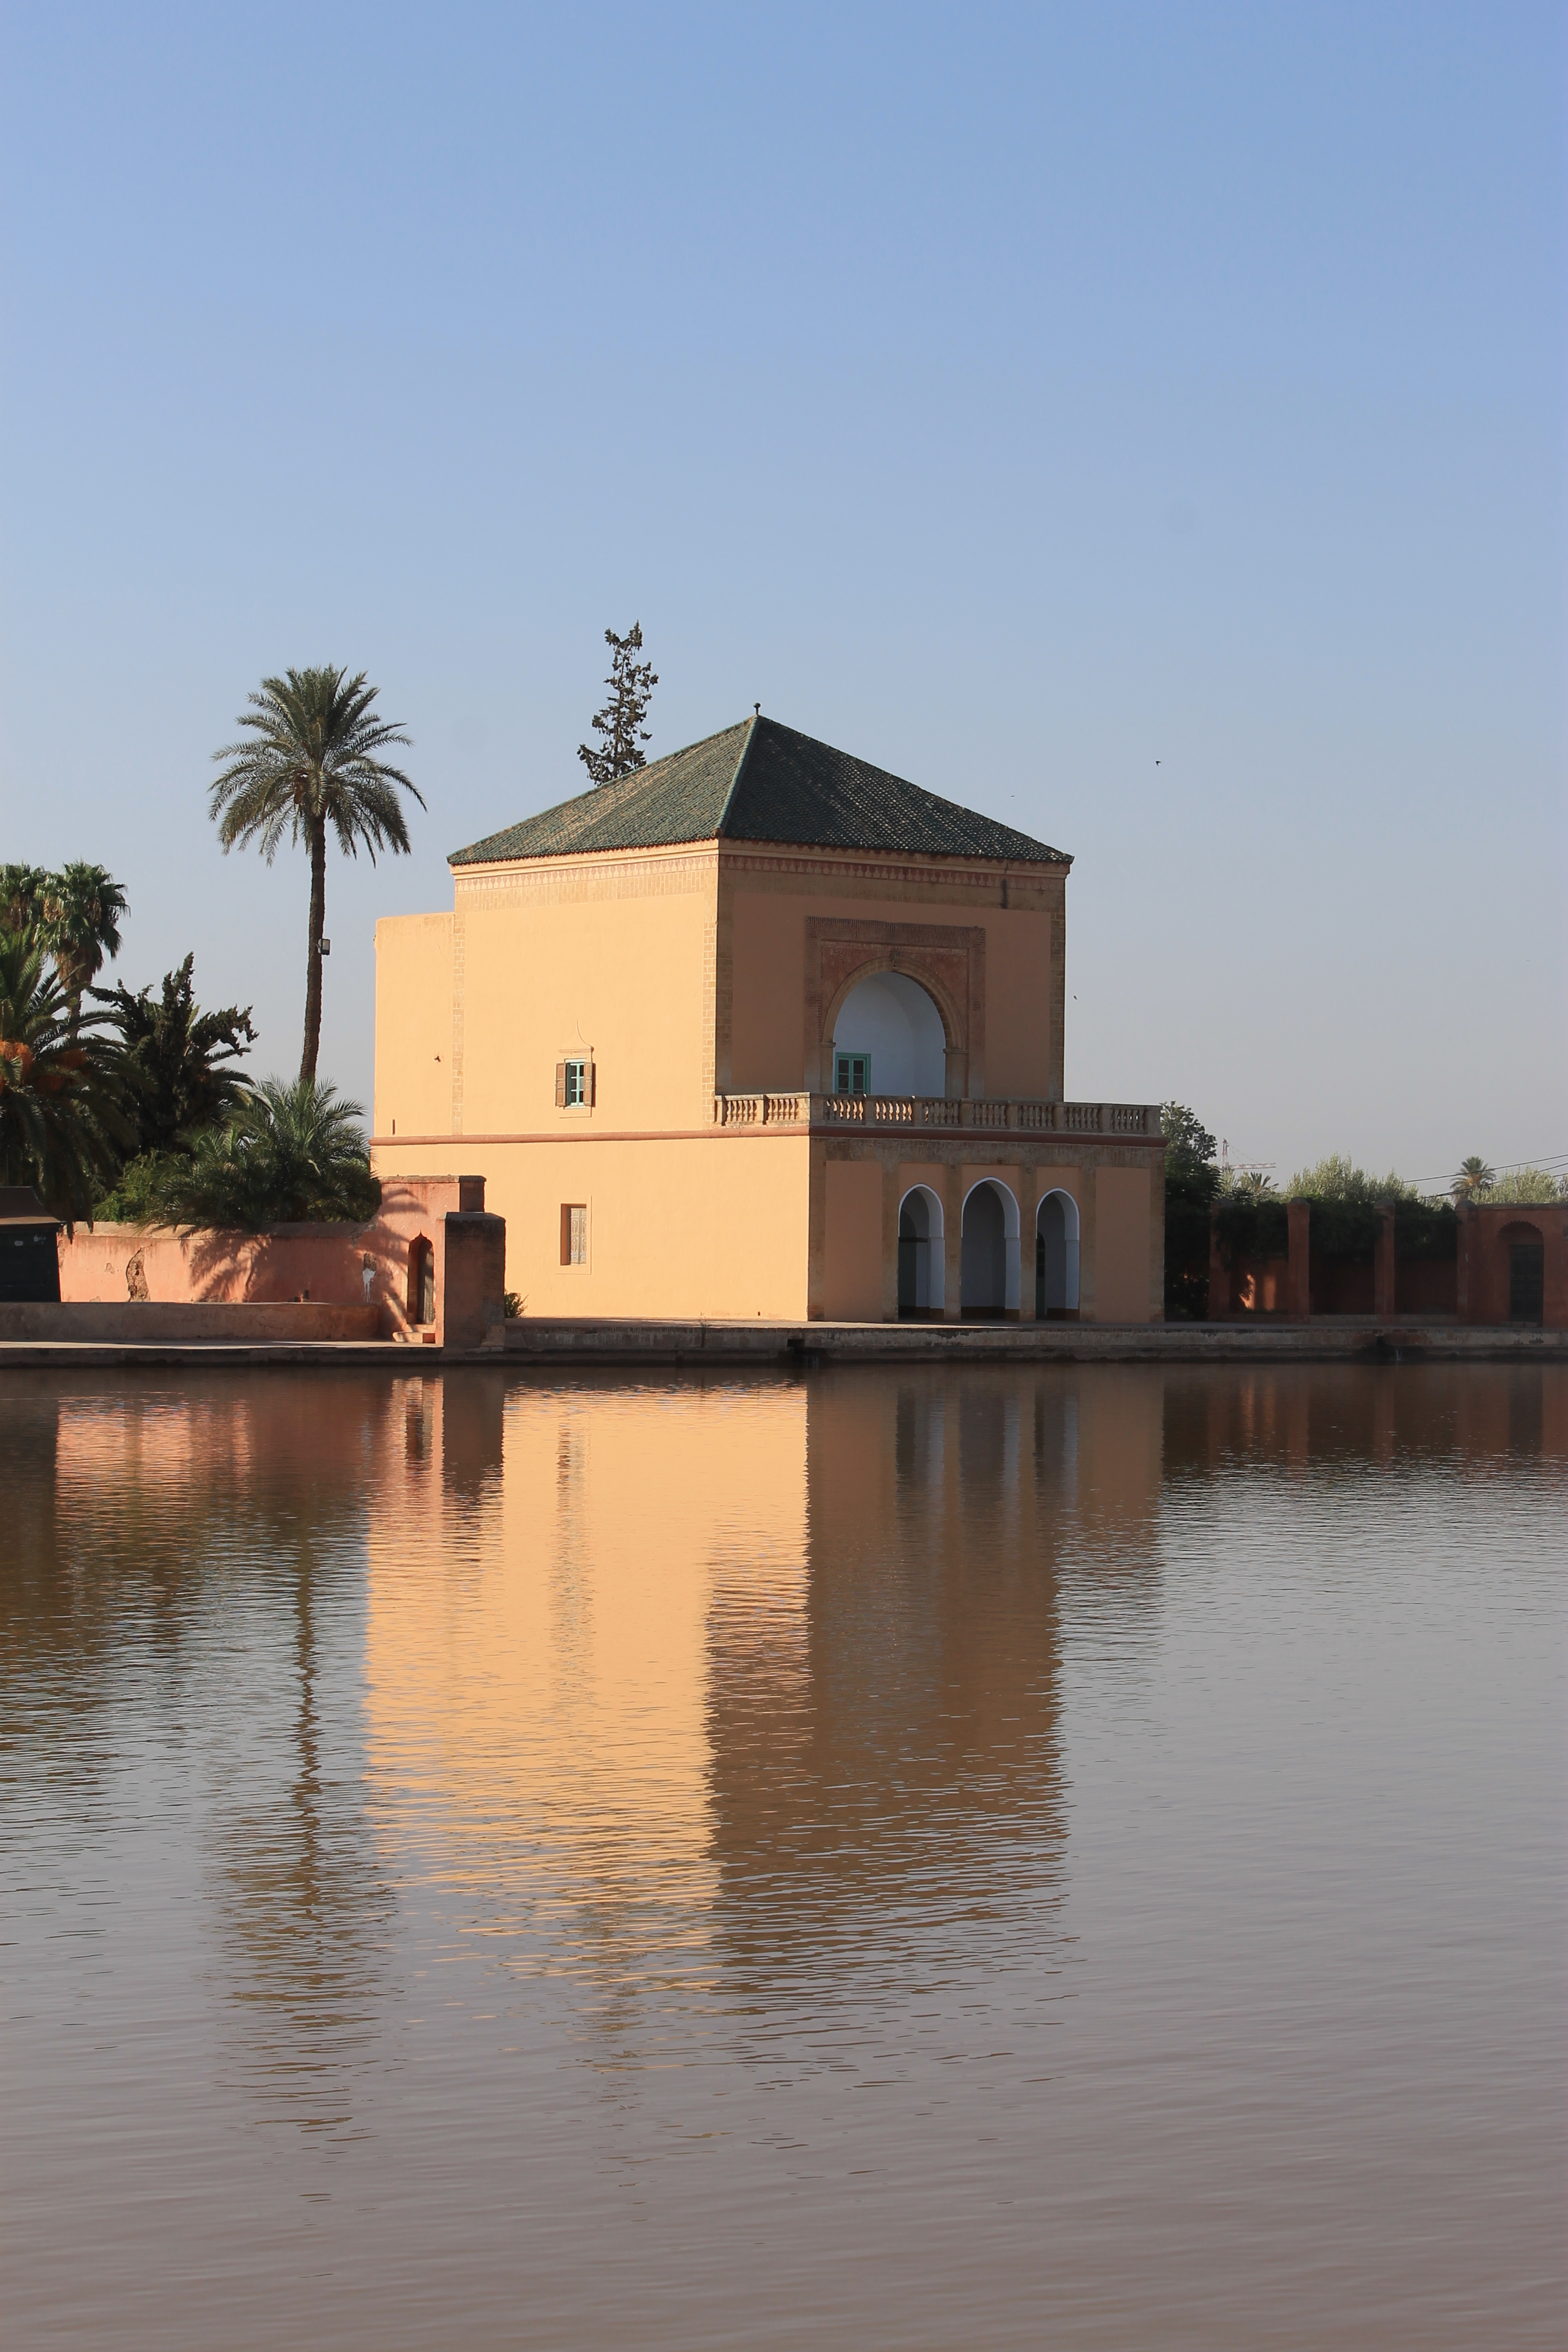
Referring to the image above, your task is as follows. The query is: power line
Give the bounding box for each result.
[1394,1147,1568,1188]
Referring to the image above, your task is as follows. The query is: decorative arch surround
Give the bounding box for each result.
[897,1183,946,1315]
[1036,1186,1081,1315]
[805,917,986,1098]
[960,1177,1020,1315]
[833,972,949,1096]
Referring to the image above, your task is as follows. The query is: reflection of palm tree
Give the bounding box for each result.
[1452,1155,1495,1204]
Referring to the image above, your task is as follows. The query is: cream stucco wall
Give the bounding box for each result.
[374,1133,813,1320]
[454,848,717,1137]
[374,912,453,1141]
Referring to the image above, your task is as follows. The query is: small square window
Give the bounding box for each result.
[560,1204,589,1266]
[835,1052,870,1096]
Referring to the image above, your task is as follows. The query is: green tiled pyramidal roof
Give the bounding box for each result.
[449,716,1070,868]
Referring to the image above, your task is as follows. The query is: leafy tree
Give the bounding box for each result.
[138,1076,380,1231]
[1287,1152,1414,1203]
[577,623,658,784]
[209,667,422,1085]
[1473,1166,1566,1205]
[1160,1102,1218,1319]
[1451,1155,1495,1204]
[0,928,130,1231]
[1161,1101,1216,1176]
[92,954,257,1155]
[37,863,129,1033]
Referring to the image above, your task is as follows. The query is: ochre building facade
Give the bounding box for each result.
[372,716,1164,1322]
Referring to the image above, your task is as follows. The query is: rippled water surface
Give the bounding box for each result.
[2,1363,1564,2349]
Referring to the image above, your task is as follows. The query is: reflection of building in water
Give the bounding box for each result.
[1161,1364,1568,1480]
[361,1364,1169,2005]
[703,1368,1166,1985]
[363,1374,810,1970]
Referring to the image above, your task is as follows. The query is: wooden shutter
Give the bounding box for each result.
[586,1061,596,1107]
[554,1060,567,1108]
[559,1204,572,1265]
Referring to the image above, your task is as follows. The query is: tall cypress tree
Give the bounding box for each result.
[578,623,658,784]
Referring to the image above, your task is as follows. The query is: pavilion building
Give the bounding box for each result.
[372,715,1164,1322]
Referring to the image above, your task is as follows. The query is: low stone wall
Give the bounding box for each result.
[53,1174,507,1350]
[502,1316,1568,1365]
[0,1301,383,1344]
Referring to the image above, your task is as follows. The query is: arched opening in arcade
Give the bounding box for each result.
[1036,1188,1081,1318]
[960,1179,1020,1317]
[897,1184,945,1317]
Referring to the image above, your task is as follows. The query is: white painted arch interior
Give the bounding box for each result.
[1036,1186,1081,1311]
[960,1177,1021,1314]
[897,1183,945,1313]
[830,971,947,1096]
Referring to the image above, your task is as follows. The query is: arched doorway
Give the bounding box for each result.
[1036,1188,1081,1318]
[830,971,948,1097]
[960,1179,1020,1317]
[1502,1221,1545,1324]
[897,1184,945,1316]
[407,1235,435,1328]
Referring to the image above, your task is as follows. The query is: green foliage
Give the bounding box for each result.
[502,1289,524,1319]
[1305,1196,1382,1260]
[1,862,130,1031]
[1394,1198,1458,1261]
[1212,1191,1290,1268]
[210,666,421,1083]
[135,1077,380,1232]
[1159,1106,1218,1317]
[1451,1155,1495,1203]
[37,863,128,1022]
[1476,1167,1567,1205]
[1161,1101,1216,1174]
[1286,1151,1417,1205]
[92,954,257,1156]
[578,623,658,783]
[0,928,131,1232]
[0,863,48,934]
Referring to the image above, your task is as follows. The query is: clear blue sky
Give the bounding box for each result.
[2,2,1562,1184]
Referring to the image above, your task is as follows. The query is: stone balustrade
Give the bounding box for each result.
[711,1093,1162,1137]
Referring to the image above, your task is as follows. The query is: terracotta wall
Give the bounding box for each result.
[55,1175,503,1348]
[0,1300,380,1343]
[1395,1259,1458,1315]
[1458,1203,1567,1328]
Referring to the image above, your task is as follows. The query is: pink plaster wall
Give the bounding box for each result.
[55,1174,498,1344]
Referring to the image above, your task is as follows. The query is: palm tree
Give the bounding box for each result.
[143,1076,380,1232]
[0,928,129,1231]
[0,863,47,935]
[209,667,422,1082]
[37,863,129,1033]
[1452,1155,1495,1205]
[92,952,257,1155]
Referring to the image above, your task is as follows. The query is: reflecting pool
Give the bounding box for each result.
[2,1363,1564,2349]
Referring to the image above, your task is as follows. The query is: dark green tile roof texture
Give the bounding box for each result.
[450,717,1070,868]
